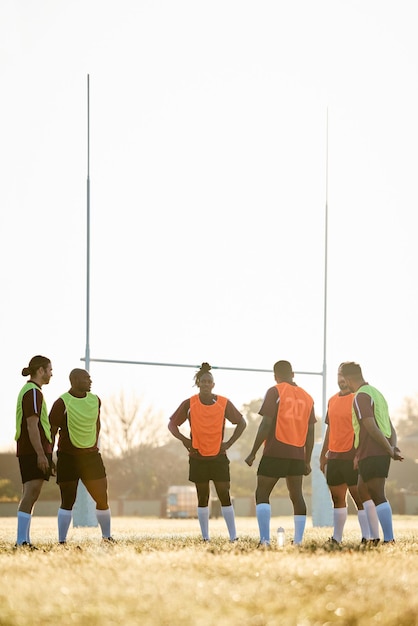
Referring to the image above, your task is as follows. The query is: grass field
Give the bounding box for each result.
[1,515,418,625]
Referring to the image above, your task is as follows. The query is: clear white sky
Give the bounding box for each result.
[1,0,417,451]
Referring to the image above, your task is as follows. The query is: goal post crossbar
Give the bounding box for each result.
[80,357,323,377]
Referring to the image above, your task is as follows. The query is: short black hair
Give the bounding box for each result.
[340,362,363,378]
[69,368,89,385]
[273,360,293,379]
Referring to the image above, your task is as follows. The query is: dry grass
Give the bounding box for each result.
[1,516,418,625]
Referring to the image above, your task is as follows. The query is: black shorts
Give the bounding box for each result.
[56,451,106,484]
[358,456,391,483]
[189,455,230,483]
[257,456,305,478]
[18,453,53,484]
[326,458,358,487]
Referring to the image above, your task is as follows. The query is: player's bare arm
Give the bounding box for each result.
[245,415,273,466]
[319,426,330,474]
[362,417,403,460]
[221,417,246,452]
[167,421,192,451]
[26,415,49,473]
[388,420,404,460]
[304,422,315,475]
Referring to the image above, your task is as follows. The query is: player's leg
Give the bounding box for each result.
[84,476,112,539]
[365,476,394,542]
[213,481,231,506]
[17,478,44,545]
[18,478,44,514]
[195,482,210,540]
[286,474,306,514]
[78,453,112,540]
[364,475,386,506]
[329,483,348,543]
[213,480,237,541]
[59,480,79,508]
[195,481,210,506]
[16,454,51,546]
[255,474,278,504]
[286,474,306,544]
[57,480,78,543]
[83,477,109,509]
[325,460,347,543]
[189,458,210,539]
[55,452,80,543]
[358,474,380,541]
[348,483,371,541]
[255,475,279,545]
[359,457,393,542]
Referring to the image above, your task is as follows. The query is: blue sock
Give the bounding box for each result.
[376,501,394,541]
[58,508,73,543]
[96,508,112,538]
[256,503,271,544]
[333,507,347,542]
[293,515,306,545]
[17,511,31,545]
[197,506,210,540]
[221,504,237,540]
[363,499,380,539]
[357,509,371,540]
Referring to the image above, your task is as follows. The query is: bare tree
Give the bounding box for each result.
[96,391,185,499]
[99,391,168,458]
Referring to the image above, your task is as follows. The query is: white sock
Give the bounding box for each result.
[17,511,31,545]
[96,508,112,538]
[363,499,380,539]
[333,507,347,542]
[197,506,210,540]
[376,501,394,542]
[256,503,271,544]
[357,509,371,540]
[58,508,73,543]
[221,504,237,541]
[293,515,306,545]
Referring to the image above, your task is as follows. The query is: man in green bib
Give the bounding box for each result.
[15,355,54,547]
[49,368,113,543]
[340,362,403,544]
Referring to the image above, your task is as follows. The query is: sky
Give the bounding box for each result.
[1,0,418,452]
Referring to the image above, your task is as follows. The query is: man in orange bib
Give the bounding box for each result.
[245,360,315,546]
[168,362,246,541]
[320,364,371,544]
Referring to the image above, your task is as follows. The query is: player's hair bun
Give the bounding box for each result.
[21,355,50,377]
